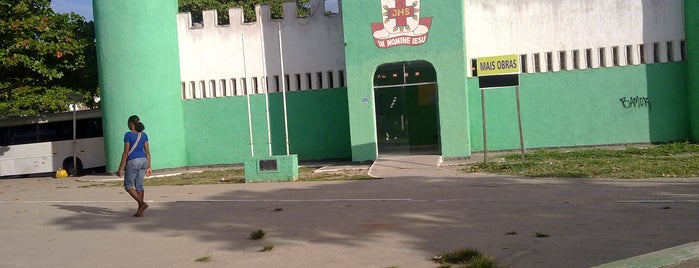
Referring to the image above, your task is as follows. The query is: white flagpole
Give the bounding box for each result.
[278,22,290,155]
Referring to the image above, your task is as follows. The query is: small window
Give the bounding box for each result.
[667,41,674,62]
[471,59,478,76]
[339,70,346,87]
[241,78,248,95]
[559,51,567,70]
[295,74,302,91]
[545,52,553,72]
[284,74,290,91]
[681,40,687,61]
[585,49,593,68]
[209,80,217,97]
[306,73,312,90]
[273,75,280,93]
[599,47,607,67]
[534,53,541,72]
[252,77,259,94]
[520,54,528,73]
[199,80,206,98]
[639,44,646,64]
[612,46,620,66]
[317,72,323,89]
[327,71,334,88]
[572,50,580,69]
[181,82,187,100]
[219,79,227,97]
[189,81,196,99]
[653,42,661,63]
[230,78,237,96]
[625,45,634,65]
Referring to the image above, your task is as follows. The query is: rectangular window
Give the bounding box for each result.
[667,41,674,62]
[534,53,541,72]
[273,75,280,93]
[199,80,206,98]
[295,74,301,91]
[181,82,187,99]
[252,77,259,94]
[545,52,553,72]
[653,42,661,63]
[471,59,479,76]
[520,54,528,73]
[599,47,607,67]
[572,50,580,69]
[317,72,323,89]
[241,78,248,95]
[219,79,227,97]
[306,73,312,90]
[612,46,620,66]
[639,44,646,64]
[327,71,334,88]
[585,49,593,68]
[189,81,196,98]
[681,40,687,61]
[626,45,634,65]
[284,75,290,91]
[559,50,567,70]
[339,70,346,87]
[230,78,237,96]
[209,80,217,97]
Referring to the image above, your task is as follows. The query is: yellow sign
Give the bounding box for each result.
[476,54,521,76]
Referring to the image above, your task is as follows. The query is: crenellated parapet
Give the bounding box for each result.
[176,0,346,99]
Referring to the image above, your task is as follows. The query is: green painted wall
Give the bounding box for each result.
[94,0,186,171]
[183,88,351,165]
[468,63,689,151]
[687,0,699,140]
[342,0,470,161]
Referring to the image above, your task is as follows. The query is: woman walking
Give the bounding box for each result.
[117,115,152,217]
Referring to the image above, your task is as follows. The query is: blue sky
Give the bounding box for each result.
[51,0,94,21]
[50,0,339,22]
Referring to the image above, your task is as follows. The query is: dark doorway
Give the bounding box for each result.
[374,60,440,156]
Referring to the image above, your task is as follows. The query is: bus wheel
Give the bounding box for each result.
[62,158,84,177]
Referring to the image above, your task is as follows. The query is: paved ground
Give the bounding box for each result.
[1,155,699,267]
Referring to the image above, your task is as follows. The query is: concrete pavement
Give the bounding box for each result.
[1,155,699,267]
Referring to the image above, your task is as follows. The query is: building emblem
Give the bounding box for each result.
[372,0,432,49]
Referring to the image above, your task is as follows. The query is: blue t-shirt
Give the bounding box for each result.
[124,131,148,161]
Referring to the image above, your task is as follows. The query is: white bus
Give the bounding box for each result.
[0,109,105,177]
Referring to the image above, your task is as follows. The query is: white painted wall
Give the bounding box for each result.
[177,0,346,99]
[464,0,685,75]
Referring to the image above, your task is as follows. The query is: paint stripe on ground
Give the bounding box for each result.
[591,241,699,268]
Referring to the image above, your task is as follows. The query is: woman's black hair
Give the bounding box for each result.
[128,115,145,132]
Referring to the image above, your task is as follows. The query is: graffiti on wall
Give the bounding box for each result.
[620,96,652,110]
[371,0,433,48]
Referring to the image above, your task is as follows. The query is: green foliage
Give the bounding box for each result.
[0,0,98,117]
[434,248,499,268]
[249,229,266,240]
[178,0,311,23]
[469,142,699,179]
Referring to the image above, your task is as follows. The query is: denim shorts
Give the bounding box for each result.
[124,157,148,192]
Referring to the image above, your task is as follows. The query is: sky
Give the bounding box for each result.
[51,0,94,21]
[50,0,340,22]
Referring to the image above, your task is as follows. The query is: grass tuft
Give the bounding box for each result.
[434,248,499,267]
[194,254,211,262]
[535,232,550,238]
[259,244,274,252]
[249,229,266,240]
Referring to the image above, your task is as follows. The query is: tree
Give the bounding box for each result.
[178,0,311,24]
[0,0,98,117]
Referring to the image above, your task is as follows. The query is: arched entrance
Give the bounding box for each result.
[374,60,440,156]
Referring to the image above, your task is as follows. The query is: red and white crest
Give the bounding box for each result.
[372,0,432,48]
[381,0,421,34]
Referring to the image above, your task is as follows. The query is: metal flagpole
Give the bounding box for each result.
[242,33,254,157]
[278,22,290,155]
[260,22,272,156]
